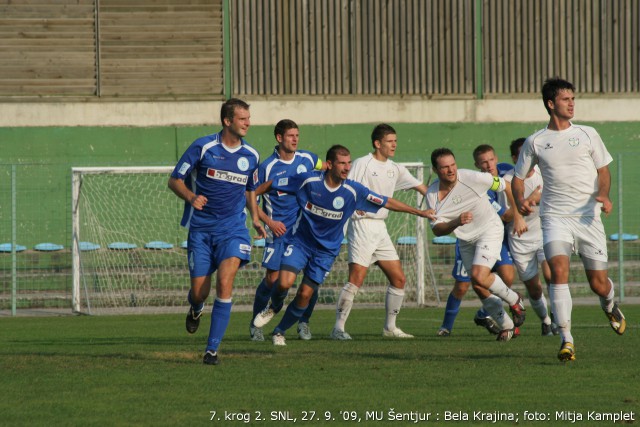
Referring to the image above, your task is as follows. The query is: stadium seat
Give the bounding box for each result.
[34,243,64,251]
[180,240,188,249]
[341,238,348,245]
[253,238,266,248]
[0,243,26,253]
[144,241,174,249]
[79,241,100,251]
[609,233,639,241]
[107,242,137,250]
[397,236,417,245]
[432,235,456,245]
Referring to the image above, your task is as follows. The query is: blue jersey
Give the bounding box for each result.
[259,147,321,242]
[272,171,388,256]
[171,131,260,233]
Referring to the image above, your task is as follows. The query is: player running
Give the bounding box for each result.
[252,145,434,346]
[427,148,526,341]
[513,77,626,361]
[169,98,266,366]
[250,119,324,342]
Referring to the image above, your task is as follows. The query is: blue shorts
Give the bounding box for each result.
[280,242,335,285]
[451,238,513,282]
[494,239,514,268]
[261,240,285,271]
[187,230,252,278]
[452,240,470,282]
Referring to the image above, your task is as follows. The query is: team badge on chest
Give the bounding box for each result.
[237,157,249,171]
[333,197,345,209]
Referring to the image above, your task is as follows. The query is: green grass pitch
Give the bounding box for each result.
[1,306,637,426]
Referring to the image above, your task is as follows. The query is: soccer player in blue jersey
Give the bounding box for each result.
[252,145,434,346]
[168,98,266,365]
[250,119,324,342]
[470,145,518,333]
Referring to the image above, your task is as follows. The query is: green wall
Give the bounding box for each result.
[1,122,639,248]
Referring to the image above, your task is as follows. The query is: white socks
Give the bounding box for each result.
[529,294,551,324]
[550,284,573,344]
[599,278,615,313]
[482,294,514,330]
[488,274,519,306]
[334,282,359,331]
[384,285,405,331]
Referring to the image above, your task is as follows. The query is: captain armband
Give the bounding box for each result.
[490,176,506,192]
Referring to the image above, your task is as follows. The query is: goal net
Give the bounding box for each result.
[71,164,439,315]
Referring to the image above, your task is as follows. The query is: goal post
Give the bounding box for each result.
[71,164,439,314]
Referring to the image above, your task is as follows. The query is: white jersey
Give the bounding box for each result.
[348,153,422,220]
[426,169,505,242]
[514,123,612,217]
[503,166,543,243]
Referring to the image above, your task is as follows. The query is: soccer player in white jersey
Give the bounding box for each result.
[168,98,266,366]
[436,145,517,338]
[252,145,434,346]
[250,119,324,342]
[426,148,526,342]
[503,138,557,336]
[513,77,626,362]
[331,124,427,340]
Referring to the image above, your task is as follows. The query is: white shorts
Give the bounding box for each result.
[508,237,546,281]
[541,215,608,263]
[347,219,399,266]
[458,226,503,274]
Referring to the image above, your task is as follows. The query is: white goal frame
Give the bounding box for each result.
[71,164,438,314]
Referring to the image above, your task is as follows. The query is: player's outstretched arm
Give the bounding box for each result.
[384,197,435,219]
[168,177,207,210]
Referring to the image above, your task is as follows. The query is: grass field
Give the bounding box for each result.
[1,306,638,426]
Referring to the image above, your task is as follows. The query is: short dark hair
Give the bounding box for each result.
[541,77,575,115]
[274,119,298,138]
[431,147,455,168]
[326,144,350,162]
[220,98,250,126]
[509,138,526,157]
[371,123,396,149]
[472,144,495,162]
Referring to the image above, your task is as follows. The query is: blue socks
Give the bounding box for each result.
[270,284,289,314]
[300,288,318,323]
[206,298,232,352]
[274,302,307,335]
[441,292,462,331]
[252,278,272,319]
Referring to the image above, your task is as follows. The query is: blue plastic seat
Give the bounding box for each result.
[432,236,456,245]
[79,241,101,251]
[144,241,174,249]
[108,242,137,250]
[0,243,26,253]
[397,236,417,245]
[34,243,64,251]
